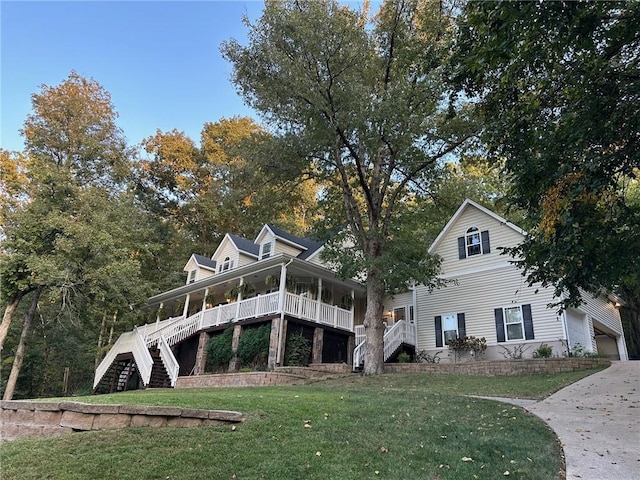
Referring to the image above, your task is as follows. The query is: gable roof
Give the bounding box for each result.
[192,254,217,270]
[229,234,260,258]
[258,224,325,260]
[428,198,525,254]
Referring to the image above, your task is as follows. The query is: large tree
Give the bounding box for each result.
[0,72,155,398]
[453,1,639,351]
[222,0,474,373]
[136,117,321,255]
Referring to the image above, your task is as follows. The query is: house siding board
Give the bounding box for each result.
[435,207,524,276]
[213,241,239,269]
[578,290,623,336]
[416,266,563,351]
[383,291,414,321]
[274,241,304,258]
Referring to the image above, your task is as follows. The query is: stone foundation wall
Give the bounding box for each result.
[1,400,244,442]
[383,357,611,376]
[176,371,305,388]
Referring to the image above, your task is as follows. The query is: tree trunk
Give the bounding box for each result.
[0,291,25,352]
[95,312,107,369]
[3,288,42,400]
[362,269,387,375]
[619,285,640,359]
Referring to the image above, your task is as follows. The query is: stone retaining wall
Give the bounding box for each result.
[383,357,611,375]
[176,371,305,388]
[0,400,244,442]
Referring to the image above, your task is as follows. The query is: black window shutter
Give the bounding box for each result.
[494,308,505,343]
[435,316,443,348]
[457,237,466,259]
[481,230,490,254]
[523,304,535,340]
[457,313,466,339]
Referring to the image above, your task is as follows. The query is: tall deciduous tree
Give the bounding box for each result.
[222,0,474,373]
[453,1,639,350]
[137,117,321,255]
[1,72,153,398]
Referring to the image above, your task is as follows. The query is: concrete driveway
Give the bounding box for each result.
[526,361,640,480]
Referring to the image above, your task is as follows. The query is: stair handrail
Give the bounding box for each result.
[158,335,180,387]
[132,327,154,386]
[94,331,137,389]
[352,320,417,371]
[144,311,203,348]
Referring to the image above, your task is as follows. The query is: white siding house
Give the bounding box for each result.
[415,199,628,361]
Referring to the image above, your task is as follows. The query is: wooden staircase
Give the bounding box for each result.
[149,348,171,388]
[93,354,140,394]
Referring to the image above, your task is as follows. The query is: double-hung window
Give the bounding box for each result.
[188,269,196,284]
[494,304,535,342]
[458,227,490,259]
[434,313,466,348]
[260,241,273,260]
[219,256,234,273]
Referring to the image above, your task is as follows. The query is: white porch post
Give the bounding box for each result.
[235,278,244,320]
[156,302,163,325]
[182,294,190,318]
[316,277,323,322]
[201,288,209,312]
[277,263,288,312]
[350,288,355,330]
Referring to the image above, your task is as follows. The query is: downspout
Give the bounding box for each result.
[276,259,294,366]
[559,292,569,354]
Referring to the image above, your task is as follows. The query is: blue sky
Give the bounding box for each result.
[1,1,268,152]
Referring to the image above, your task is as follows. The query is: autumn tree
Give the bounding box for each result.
[136,117,321,255]
[222,0,474,373]
[453,1,640,352]
[1,72,155,398]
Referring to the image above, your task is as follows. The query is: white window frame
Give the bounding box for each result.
[442,312,458,345]
[503,305,525,341]
[188,269,197,284]
[465,226,482,257]
[260,241,273,260]
[219,256,234,273]
[393,307,406,323]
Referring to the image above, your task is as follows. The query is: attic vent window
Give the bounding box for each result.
[188,269,196,284]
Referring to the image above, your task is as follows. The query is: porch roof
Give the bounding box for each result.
[147,253,366,306]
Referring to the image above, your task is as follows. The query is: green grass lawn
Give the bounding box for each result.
[1,369,602,480]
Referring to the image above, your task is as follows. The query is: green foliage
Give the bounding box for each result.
[416,350,442,364]
[222,0,477,373]
[206,327,234,371]
[533,344,554,359]
[448,336,487,363]
[453,1,640,313]
[237,324,271,369]
[396,352,411,363]
[284,331,311,367]
[2,371,610,479]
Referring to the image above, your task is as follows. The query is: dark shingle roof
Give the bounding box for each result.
[193,254,216,269]
[229,234,260,257]
[267,224,325,259]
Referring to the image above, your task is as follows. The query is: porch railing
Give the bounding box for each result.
[352,320,416,371]
[158,335,180,387]
[93,329,153,389]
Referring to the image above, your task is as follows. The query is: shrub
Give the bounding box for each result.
[206,327,234,371]
[397,352,411,363]
[237,324,271,369]
[416,350,442,364]
[499,344,531,360]
[533,343,553,358]
[448,336,487,362]
[285,331,311,366]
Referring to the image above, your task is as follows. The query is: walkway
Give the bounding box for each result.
[473,362,639,479]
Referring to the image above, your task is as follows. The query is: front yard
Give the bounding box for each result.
[0,369,603,479]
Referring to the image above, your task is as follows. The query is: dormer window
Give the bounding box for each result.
[457,227,490,259]
[260,241,273,260]
[188,269,197,284]
[219,257,234,273]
